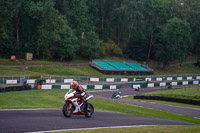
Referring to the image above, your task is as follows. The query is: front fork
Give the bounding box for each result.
[65,101,72,110]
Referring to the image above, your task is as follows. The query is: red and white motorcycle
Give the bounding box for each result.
[62,89,94,118]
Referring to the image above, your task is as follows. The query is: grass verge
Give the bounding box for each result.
[53,126,200,133]
[1,58,200,78]
[28,66,104,76]
[141,87,200,101]
[0,90,200,124]
[0,58,19,65]
[0,67,44,78]
[121,96,200,109]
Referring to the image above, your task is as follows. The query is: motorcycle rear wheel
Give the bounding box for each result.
[63,103,73,118]
[84,103,94,117]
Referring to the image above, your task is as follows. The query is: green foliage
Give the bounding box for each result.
[126,31,148,60]
[0,0,200,61]
[28,0,78,60]
[155,17,192,68]
[195,58,200,67]
[56,0,90,36]
[187,0,200,56]
[124,0,168,61]
[80,31,104,59]
[105,42,123,57]
[53,15,78,60]
[126,41,148,60]
[0,0,15,57]
[87,0,121,41]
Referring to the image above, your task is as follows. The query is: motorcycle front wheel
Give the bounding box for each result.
[62,103,73,118]
[84,103,94,118]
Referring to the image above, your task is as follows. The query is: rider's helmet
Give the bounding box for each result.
[71,81,78,90]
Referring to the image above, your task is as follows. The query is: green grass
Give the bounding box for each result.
[0,90,200,124]
[0,58,200,78]
[54,126,200,133]
[0,67,44,78]
[22,59,61,65]
[121,96,200,109]
[28,66,144,78]
[0,67,29,75]
[0,58,19,65]
[151,64,200,75]
[28,66,104,76]
[142,87,200,101]
[0,66,142,78]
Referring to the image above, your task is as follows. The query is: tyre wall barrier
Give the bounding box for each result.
[0,84,121,92]
[134,96,200,106]
[0,85,32,92]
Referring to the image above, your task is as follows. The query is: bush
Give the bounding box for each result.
[195,58,200,67]
[80,31,104,59]
[106,42,123,57]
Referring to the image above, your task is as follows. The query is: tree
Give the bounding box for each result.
[0,0,15,57]
[142,0,168,64]
[126,30,148,60]
[56,16,78,60]
[105,41,123,57]
[155,17,192,69]
[56,0,89,37]
[87,0,122,42]
[185,0,200,57]
[28,0,78,59]
[80,31,104,59]
[0,0,30,57]
[0,0,198,61]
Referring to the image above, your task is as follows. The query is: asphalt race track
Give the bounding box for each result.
[114,99,200,118]
[0,85,199,133]
[89,87,200,118]
[0,109,191,133]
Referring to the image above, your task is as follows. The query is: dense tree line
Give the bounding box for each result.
[0,0,200,68]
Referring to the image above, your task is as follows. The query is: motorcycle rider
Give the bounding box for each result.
[71,81,87,103]
[111,91,121,99]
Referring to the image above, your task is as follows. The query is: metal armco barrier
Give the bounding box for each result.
[132,81,200,89]
[40,84,121,90]
[1,74,200,85]
[39,74,200,84]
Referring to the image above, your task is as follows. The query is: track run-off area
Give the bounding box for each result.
[0,84,199,133]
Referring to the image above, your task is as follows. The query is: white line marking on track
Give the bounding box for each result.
[164,104,200,110]
[0,108,60,111]
[130,100,200,110]
[27,125,158,133]
[177,114,184,116]
[0,109,124,115]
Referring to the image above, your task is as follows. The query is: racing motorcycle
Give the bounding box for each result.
[62,89,94,118]
[111,92,121,99]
